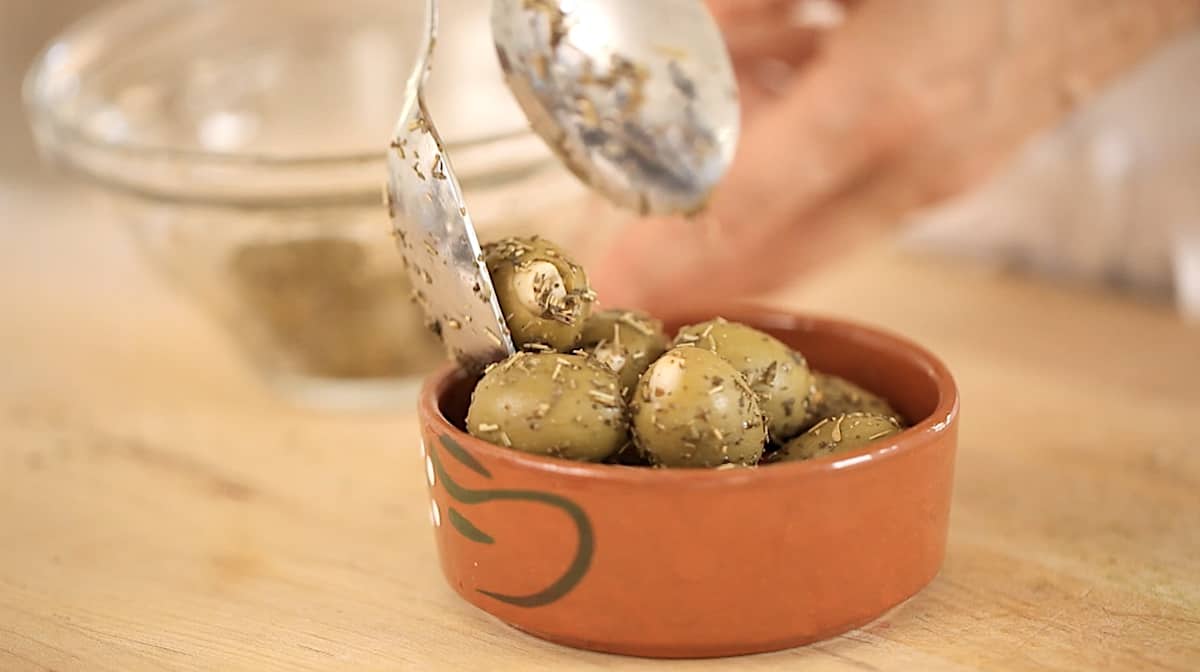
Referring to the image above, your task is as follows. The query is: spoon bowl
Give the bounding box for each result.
[491,0,740,215]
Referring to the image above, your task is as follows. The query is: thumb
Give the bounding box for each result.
[590,48,920,315]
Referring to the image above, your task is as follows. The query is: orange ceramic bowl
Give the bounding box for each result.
[417,306,958,658]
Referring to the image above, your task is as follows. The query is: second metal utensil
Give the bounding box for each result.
[491,0,741,216]
[385,0,515,373]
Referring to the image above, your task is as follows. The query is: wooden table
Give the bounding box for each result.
[2,180,1198,671]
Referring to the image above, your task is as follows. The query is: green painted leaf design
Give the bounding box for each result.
[432,435,593,608]
[439,434,491,478]
[448,507,494,544]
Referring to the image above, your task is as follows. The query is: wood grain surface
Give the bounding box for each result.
[2,181,1198,671]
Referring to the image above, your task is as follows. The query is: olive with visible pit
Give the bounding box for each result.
[579,309,668,400]
[484,237,595,351]
[466,352,627,461]
[632,347,766,468]
[675,319,815,442]
[774,412,902,462]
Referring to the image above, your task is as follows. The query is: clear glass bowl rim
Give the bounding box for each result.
[23,0,544,204]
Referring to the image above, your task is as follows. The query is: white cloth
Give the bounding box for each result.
[904,32,1200,320]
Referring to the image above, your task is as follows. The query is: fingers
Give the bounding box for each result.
[593,151,919,319]
[589,198,889,319]
[722,23,824,64]
[712,0,864,118]
[710,0,854,65]
[591,88,919,315]
[705,0,795,23]
[721,9,864,119]
[707,42,923,251]
[592,0,1200,316]
[590,6,925,314]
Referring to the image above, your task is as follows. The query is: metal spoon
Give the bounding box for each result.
[491,0,741,216]
[385,0,515,373]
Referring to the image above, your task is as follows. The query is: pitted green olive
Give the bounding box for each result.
[579,309,669,399]
[675,319,815,442]
[466,352,627,461]
[483,237,595,351]
[808,372,904,427]
[464,234,913,470]
[631,347,766,468]
[775,412,902,462]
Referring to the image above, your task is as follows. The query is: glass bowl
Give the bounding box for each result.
[25,0,621,409]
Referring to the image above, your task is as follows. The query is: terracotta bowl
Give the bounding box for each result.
[417,306,959,658]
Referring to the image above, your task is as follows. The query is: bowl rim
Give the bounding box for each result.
[419,305,959,485]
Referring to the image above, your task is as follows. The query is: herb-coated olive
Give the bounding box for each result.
[631,347,766,468]
[808,372,904,428]
[579,309,669,399]
[675,319,815,442]
[466,352,627,461]
[775,412,902,462]
[483,237,596,351]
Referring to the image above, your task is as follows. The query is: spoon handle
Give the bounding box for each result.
[386,0,516,372]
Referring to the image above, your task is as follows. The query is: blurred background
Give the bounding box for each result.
[6,0,627,409]
[4,5,1198,667]
[3,1,1199,410]
[902,25,1200,315]
[1,2,102,175]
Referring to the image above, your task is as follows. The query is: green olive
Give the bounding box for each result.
[466,352,627,461]
[631,347,766,468]
[808,372,904,428]
[775,412,902,462]
[675,319,815,442]
[579,309,669,400]
[483,237,595,351]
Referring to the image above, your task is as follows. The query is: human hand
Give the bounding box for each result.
[589,0,1200,318]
